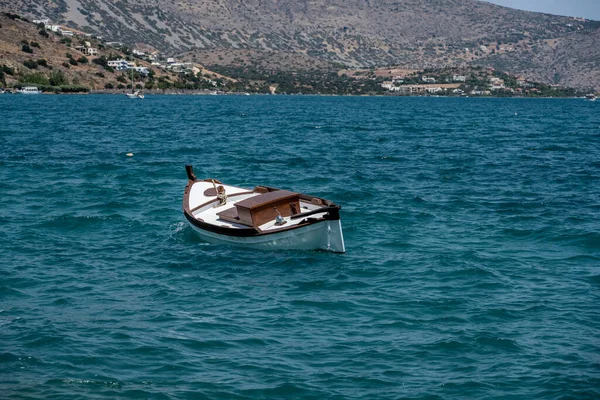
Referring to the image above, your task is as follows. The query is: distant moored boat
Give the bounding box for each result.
[17,86,41,94]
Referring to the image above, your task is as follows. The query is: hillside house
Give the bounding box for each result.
[422,76,436,83]
[453,75,466,82]
[426,87,443,94]
[33,18,49,25]
[132,66,150,75]
[490,80,505,91]
[107,59,132,71]
[517,78,534,88]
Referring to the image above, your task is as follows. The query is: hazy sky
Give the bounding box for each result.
[483,0,600,20]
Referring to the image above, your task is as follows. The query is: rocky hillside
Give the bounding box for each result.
[2,0,599,88]
[0,13,232,92]
[478,27,600,91]
[0,13,163,90]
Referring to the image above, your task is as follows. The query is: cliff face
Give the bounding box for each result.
[2,0,599,88]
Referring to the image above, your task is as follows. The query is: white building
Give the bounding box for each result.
[426,87,443,94]
[381,81,394,90]
[453,75,466,82]
[107,59,133,71]
[422,76,436,83]
[132,66,150,75]
[33,18,50,25]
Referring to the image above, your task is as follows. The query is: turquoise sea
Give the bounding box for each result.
[1,95,599,399]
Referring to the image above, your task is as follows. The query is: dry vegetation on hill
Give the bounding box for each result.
[0,14,168,90]
[1,0,599,89]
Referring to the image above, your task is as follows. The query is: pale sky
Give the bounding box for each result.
[483,0,600,20]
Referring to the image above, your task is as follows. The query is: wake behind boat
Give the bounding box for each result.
[182,165,345,252]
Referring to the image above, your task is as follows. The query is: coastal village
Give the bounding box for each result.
[376,68,573,97]
[0,12,595,97]
[0,13,229,93]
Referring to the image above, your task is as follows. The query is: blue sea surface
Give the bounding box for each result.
[1,95,599,399]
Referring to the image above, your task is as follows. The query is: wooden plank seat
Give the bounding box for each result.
[217,190,301,227]
[216,206,242,224]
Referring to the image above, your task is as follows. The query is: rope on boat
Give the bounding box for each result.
[211,179,227,206]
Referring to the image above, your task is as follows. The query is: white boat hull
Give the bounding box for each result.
[189,218,345,253]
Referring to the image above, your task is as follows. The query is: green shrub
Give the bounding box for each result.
[57,85,89,93]
[117,84,125,89]
[77,56,88,64]
[68,58,78,66]
[38,29,49,38]
[19,72,49,85]
[3,12,24,20]
[62,62,70,68]
[158,81,171,90]
[116,75,127,83]
[30,42,40,48]
[21,44,33,53]
[23,60,38,69]
[95,72,105,78]
[1,65,14,75]
[104,82,114,89]
[36,59,49,68]
[49,70,67,86]
[92,56,108,67]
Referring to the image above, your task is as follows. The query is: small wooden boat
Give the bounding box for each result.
[182,165,345,252]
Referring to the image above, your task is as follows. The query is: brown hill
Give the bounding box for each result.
[2,0,600,89]
[0,13,182,90]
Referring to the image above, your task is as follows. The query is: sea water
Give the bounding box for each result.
[1,95,599,399]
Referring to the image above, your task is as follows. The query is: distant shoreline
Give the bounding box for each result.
[1,89,589,99]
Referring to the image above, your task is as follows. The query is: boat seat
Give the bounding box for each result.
[216,206,247,225]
